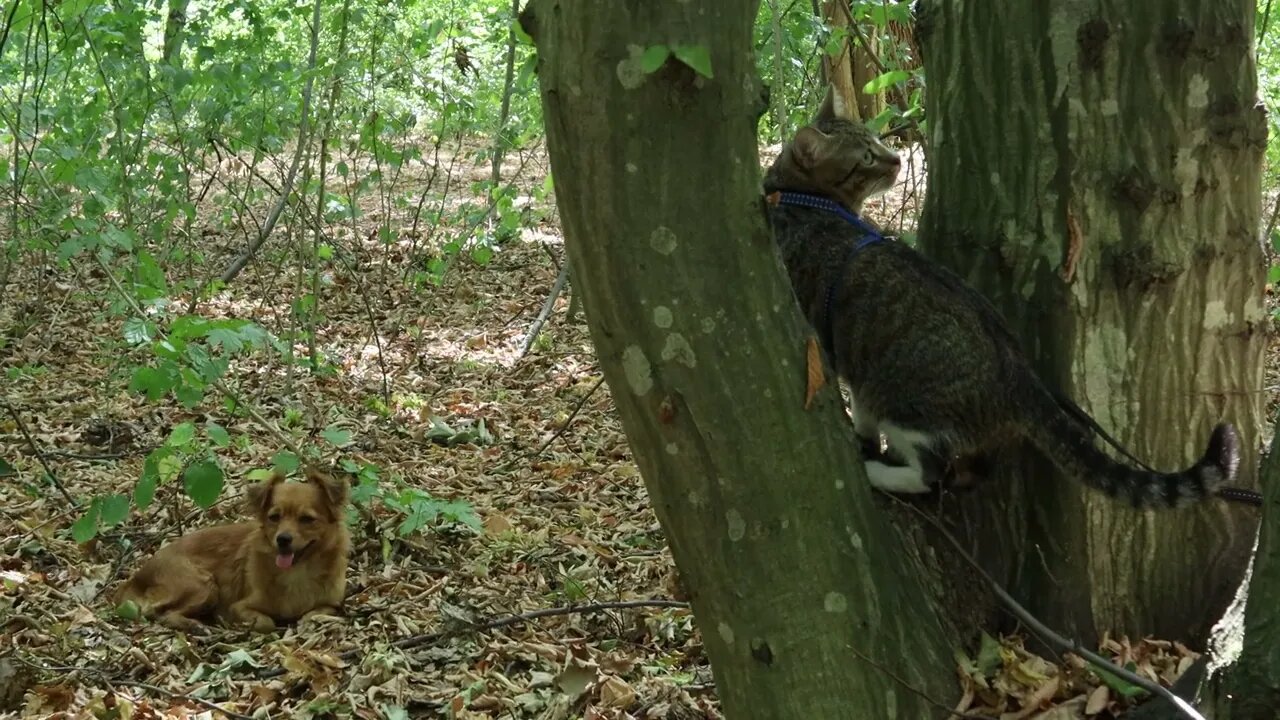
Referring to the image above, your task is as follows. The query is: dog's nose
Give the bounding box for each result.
[276,533,293,550]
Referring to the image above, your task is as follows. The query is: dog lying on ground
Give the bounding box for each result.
[115,467,350,633]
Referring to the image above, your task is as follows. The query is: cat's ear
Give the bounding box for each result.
[814,83,852,122]
[792,126,834,169]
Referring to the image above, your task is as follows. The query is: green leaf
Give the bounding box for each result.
[0,458,15,477]
[672,45,713,78]
[130,366,174,401]
[471,245,493,265]
[205,421,231,447]
[640,44,670,73]
[321,425,353,448]
[175,383,205,408]
[72,501,101,543]
[272,451,301,474]
[1092,661,1149,699]
[1268,264,1280,284]
[116,599,141,620]
[183,459,224,508]
[862,70,911,95]
[99,493,130,528]
[975,632,1002,677]
[317,244,334,260]
[123,317,157,345]
[135,465,158,511]
[168,421,197,447]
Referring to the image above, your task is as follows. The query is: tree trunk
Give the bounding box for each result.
[915,0,1266,643]
[162,0,191,66]
[821,1,861,121]
[1200,432,1280,718]
[521,2,957,716]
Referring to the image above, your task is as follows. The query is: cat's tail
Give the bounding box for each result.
[1021,380,1239,508]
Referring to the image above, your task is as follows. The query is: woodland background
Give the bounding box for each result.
[0,0,1277,718]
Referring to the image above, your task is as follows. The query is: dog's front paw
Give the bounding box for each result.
[248,614,277,633]
[299,607,341,627]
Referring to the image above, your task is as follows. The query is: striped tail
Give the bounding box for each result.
[1020,380,1239,508]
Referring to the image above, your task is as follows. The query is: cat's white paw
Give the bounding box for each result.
[865,461,932,494]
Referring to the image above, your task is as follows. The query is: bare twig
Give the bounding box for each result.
[1,399,76,505]
[13,657,254,720]
[518,258,571,358]
[885,492,1207,720]
[491,374,605,474]
[844,645,986,720]
[217,0,323,285]
[256,598,689,679]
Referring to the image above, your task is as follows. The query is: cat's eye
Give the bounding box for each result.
[863,150,875,165]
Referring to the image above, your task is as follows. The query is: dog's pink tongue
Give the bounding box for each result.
[276,553,295,569]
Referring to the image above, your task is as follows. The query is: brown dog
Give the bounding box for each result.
[115,468,350,632]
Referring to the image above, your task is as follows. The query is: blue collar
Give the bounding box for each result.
[767,190,885,356]
[770,191,884,243]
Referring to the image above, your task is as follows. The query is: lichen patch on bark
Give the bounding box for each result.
[653,306,673,328]
[661,333,697,367]
[621,345,654,395]
[726,509,746,541]
[650,226,678,254]
[1203,299,1231,329]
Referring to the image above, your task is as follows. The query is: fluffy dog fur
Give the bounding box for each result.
[115,468,350,633]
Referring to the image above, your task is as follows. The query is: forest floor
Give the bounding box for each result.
[0,138,1275,719]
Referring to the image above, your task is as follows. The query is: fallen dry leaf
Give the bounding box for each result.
[804,336,825,410]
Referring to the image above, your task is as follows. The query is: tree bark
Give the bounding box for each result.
[521,2,957,716]
[1199,432,1280,718]
[821,1,861,121]
[915,0,1266,643]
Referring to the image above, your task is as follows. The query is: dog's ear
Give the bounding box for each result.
[305,466,350,510]
[245,470,284,516]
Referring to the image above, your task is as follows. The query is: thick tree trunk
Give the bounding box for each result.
[916,0,1266,643]
[521,2,956,716]
[1200,433,1280,718]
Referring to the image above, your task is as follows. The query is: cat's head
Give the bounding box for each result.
[771,85,901,212]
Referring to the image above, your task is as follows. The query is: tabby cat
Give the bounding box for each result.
[762,85,1239,508]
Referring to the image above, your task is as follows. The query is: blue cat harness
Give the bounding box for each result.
[767,191,885,351]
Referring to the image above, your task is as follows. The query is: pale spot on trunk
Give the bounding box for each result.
[665,442,679,455]
[661,333,696,368]
[1188,75,1210,109]
[726,509,746,541]
[1100,99,1119,116]
[847,527,863,550]
[626,162,638,173]
[718,621,736,645]
[653,306,673,328]
[701,317,716,334]
[616,46,647,89]
[824,592,848,613]
[650,226,677,254]
[1203,300,1230,329]
[621,345,654,395]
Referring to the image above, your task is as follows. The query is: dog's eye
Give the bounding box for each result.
[300,515,316,524]
[268,512,281,522]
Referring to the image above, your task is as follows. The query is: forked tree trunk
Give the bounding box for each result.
[915,0,1266,643]
[521,2,957,716]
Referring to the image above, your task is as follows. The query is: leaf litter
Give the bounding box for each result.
[0,140,1270,719]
